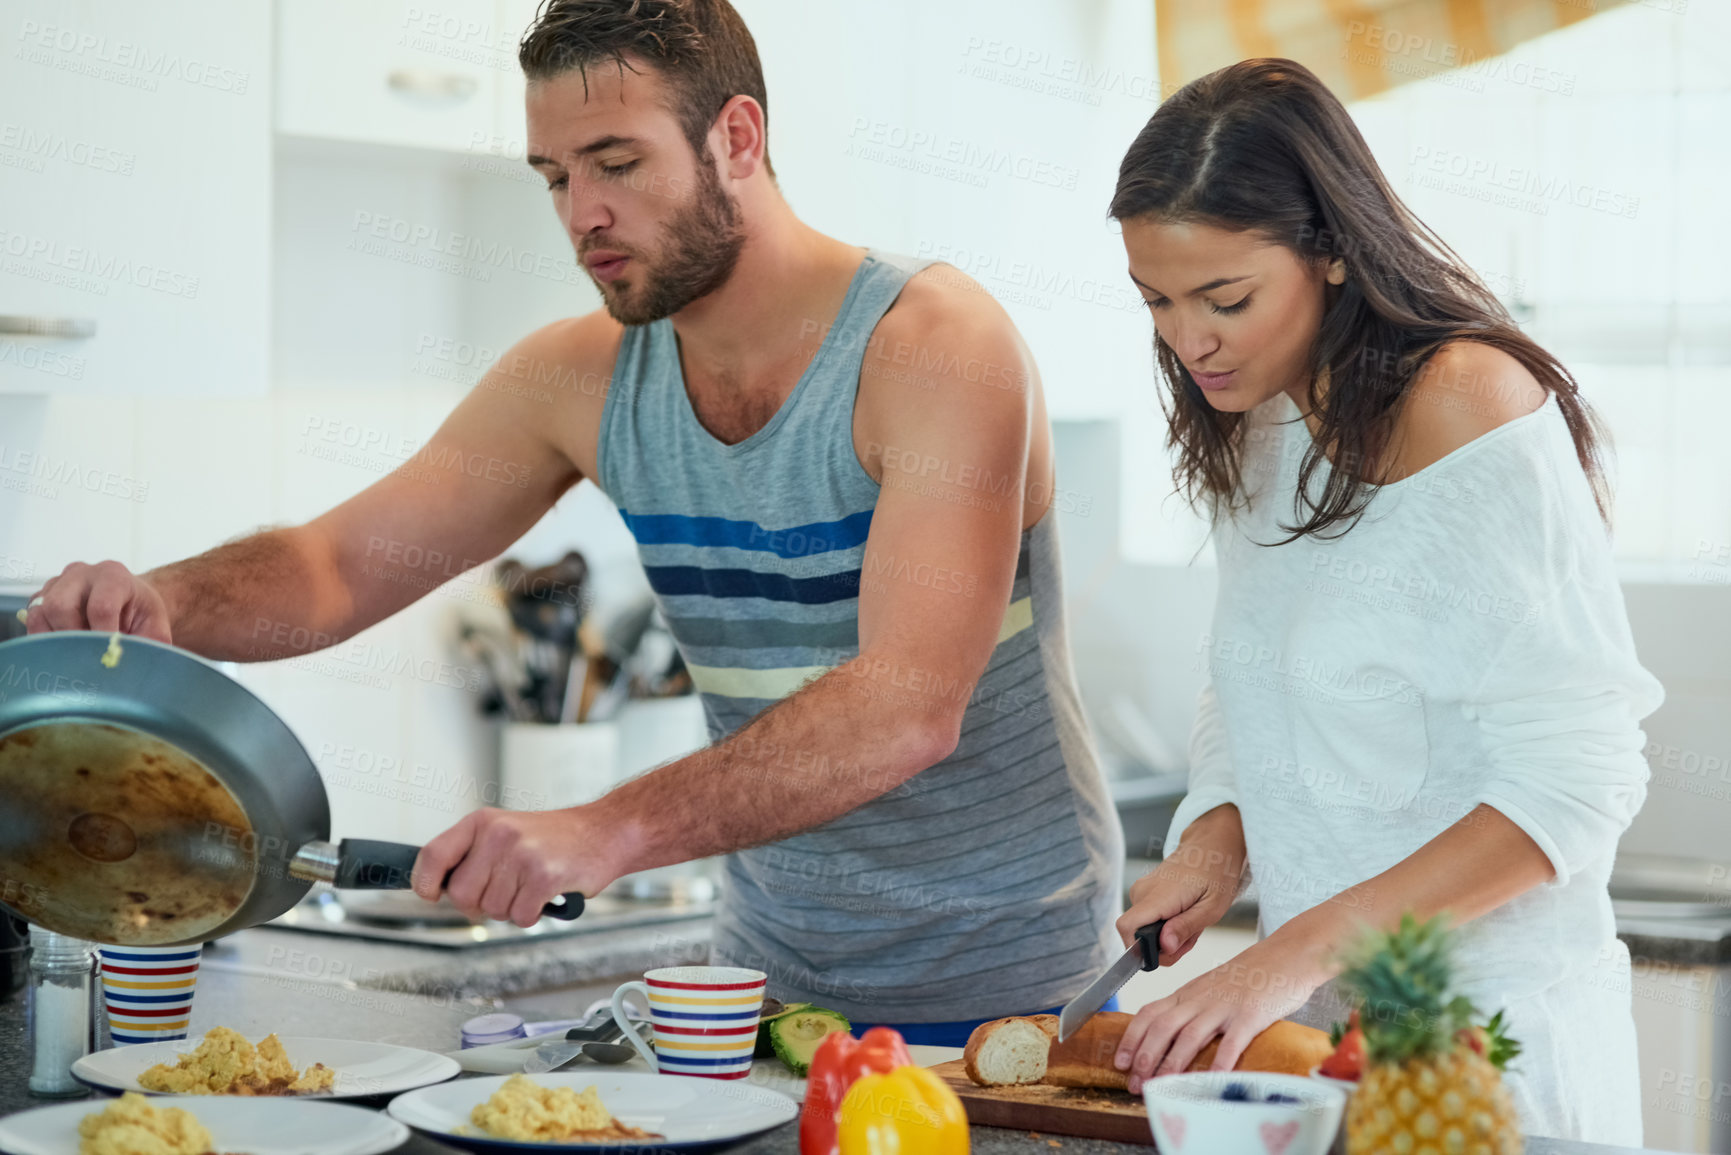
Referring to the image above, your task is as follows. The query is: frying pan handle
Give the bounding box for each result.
[334,839,586,921]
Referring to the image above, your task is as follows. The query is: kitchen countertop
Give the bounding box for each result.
[0,935,1693,1154]
[202,915,715,1002]
[214,851,1731,1010]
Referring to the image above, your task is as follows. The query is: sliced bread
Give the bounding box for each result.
[961,1014,1060,1086]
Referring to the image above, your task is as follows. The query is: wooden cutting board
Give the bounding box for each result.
[929,1059,1155,1146]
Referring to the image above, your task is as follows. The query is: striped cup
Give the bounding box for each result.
[98,944,201,1044]
[610,965,765,1079]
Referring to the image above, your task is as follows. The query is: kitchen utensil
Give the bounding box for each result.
[498,720,618,811]
[581,1040,639,1064]
[585,661,633,723]
[1058,920,1164,1042]
[497,551,588,647]
[557,650,587,724]
[497,552,590,725]
[386,1071,800,1151]
[0,1094,410,1155]
[610,965,765,1078]
[520,1040,583,1074]
[458,622,535,723]
[523,1019,630,1074]
[71,1035,461,1099]
[0,631,583,947]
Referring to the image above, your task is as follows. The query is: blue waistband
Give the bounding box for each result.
[849,994,1122,1049]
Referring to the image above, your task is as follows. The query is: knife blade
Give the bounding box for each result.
[523,1019,629,1074]
[1057,920,1164,1042]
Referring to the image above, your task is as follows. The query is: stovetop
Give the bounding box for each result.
[266,887,718,949]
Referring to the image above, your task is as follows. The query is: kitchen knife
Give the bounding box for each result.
[1057,920,1165,1043]
[524,1019,628,1074]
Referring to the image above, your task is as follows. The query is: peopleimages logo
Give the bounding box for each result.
[0,443,148,501]
[348,212,583,285]
[0,228,200,298]
[844,119,1080,192]
[14,20,251,94]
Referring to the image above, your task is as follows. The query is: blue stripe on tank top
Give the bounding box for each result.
[620,508,874,557]
[643,564,861,604]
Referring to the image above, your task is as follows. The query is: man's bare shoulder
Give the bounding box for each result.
[484,309,625,410]
[469,310,622,476]
[1387,339,1549,480]
[866,262,1037,404]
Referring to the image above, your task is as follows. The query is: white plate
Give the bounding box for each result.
[71,1036,460,1099]
[388,1071,800,1151]
[0,1094,408,1155]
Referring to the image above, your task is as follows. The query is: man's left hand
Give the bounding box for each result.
[412,807,620,928]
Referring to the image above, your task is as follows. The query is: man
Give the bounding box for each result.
[24,0,1123,1041]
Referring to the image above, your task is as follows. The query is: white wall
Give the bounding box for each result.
[0,141,640,846]
[0,0,1162,846]
[4,0,1722,865]
[734,0,1160,422]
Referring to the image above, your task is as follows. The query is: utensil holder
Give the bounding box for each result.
[498,721,620,812]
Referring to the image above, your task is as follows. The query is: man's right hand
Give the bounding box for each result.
[1118,804,1247,966]
[24,560,173,643]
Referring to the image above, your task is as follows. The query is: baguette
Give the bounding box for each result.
[962,1014,1059,1086]
[1042,1013,1332,1090]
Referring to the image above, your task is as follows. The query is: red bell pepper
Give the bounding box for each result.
[799,1026,914,1155]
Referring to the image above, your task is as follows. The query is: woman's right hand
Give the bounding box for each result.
[1118,804,1247,965]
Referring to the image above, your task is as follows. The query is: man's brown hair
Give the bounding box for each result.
[518,0,774,178]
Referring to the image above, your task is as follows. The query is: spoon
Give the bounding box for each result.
[580,1041,638,1065]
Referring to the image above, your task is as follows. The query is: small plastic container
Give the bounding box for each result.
[460,1012,527,1049]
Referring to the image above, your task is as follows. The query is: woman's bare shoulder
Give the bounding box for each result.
[1384,340,1549,480]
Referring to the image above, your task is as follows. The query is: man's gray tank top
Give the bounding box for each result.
[596,249,1124,1022]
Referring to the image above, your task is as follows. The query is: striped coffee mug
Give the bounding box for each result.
[98,944,201,1044]
[610,966,766,1079]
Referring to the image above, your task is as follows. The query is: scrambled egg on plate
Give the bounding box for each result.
[77,1092,212,1155]
[138,1027,334,1095]
[470,1074,662,1142]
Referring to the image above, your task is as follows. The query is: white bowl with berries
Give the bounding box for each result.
[1141,1071,1347,1155]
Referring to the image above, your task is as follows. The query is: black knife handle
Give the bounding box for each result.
[1134,920,1166,970]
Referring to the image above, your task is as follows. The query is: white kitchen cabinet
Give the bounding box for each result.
[0,0,271,396]
[277,0,504,154]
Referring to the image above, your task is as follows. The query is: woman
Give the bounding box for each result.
[1108,59,1659,1143]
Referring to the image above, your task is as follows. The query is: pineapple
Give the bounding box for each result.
[1339,913,1524,1155]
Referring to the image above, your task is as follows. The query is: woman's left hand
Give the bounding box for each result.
[1113,929,1332,1094]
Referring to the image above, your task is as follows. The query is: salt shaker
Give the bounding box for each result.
[26,926,98,1097]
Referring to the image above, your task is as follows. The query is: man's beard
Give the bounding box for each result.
[590,160,745,326]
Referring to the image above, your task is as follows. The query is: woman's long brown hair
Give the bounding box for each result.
[1109,58,1608,541]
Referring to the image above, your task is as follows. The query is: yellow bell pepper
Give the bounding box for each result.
[837,1064,970,1155]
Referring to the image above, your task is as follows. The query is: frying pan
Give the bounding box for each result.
[0,631,583,946]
